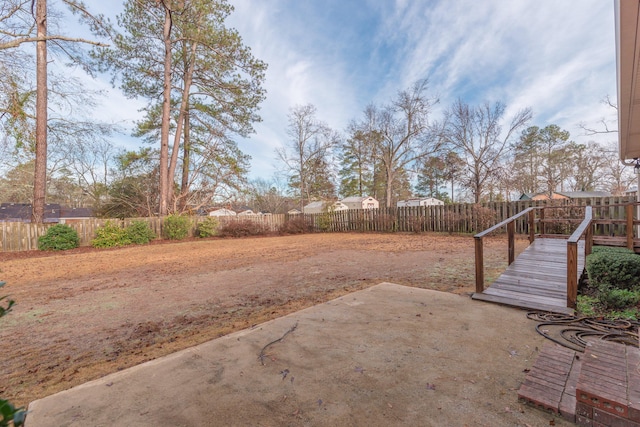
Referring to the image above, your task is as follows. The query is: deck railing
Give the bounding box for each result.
[474,207,538,293]
[566,206,593,309]
[475,202,639,310]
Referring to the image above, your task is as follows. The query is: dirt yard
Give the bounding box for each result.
[0,232,526,408]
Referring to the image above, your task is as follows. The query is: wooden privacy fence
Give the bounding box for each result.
[1,196,637,252]
[0,214,287,252]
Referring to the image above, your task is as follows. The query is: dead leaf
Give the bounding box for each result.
[426,383,436,390]
[387,403,393,408]
[549,420,555,426]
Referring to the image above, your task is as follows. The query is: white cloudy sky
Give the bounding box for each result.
[80,0,618,180]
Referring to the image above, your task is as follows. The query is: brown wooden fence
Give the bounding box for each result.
[1,196,636,252]
[0,215,287,252]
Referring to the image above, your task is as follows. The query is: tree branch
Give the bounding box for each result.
[0,35,108,49]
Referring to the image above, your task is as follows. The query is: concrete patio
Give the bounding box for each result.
[25,283,572,427]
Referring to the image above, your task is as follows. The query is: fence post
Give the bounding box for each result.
[475,236,484,293]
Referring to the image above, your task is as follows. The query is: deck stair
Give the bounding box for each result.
[472,238,584,314]
[518,340,640,426]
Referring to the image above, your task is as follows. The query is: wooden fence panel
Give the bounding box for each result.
[3,196,639,252]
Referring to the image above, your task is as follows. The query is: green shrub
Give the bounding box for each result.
[278,217,314,234]
[590,246,634,255]
[599,287,640,310]
[92,220,131,248]
[126,220,156,244]
[0,398,25,427]
[316,213,332,232]
[217,220,267,237]
[38,224,80,251]
[586,250,640,292]
[163,214,190,240]
[196,217,219,238]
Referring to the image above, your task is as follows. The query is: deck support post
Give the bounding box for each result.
[585,222,593,256]
[567,242,578,309]
[475,236,484,293]
[540,208,546,236]
[507,221,515,265]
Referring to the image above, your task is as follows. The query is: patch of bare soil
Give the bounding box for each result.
[0,232,526,407]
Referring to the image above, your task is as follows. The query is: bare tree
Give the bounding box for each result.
[277,104,338,211]
[248,177,291,214]
[600,142,635,195]
[372,79,441,207]
[578,95,618,136]
[442,99,532,203]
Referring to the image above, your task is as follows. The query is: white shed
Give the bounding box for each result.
[209,208,237,216]
[237,209,256,216]
[303,201,349,214]
[340,196,379,210]
[397,197,444,207]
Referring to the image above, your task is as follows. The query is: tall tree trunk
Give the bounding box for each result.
[158,3,172,216]
[179,108,190,211]
[299,151,304,212]
[32,0,48,223]
[385,166,393,208]
[450,179,454,203]
[168,39,197,212]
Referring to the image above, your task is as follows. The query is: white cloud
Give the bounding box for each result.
[74,0,619,178]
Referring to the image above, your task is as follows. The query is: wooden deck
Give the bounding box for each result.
[472,238,584,314]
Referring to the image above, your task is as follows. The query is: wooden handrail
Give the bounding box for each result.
[566,206,593,309]
[474,207,538,293]
[567,206,593,244]
[474,207,538,238]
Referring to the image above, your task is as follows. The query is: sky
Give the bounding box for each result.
[79,0,619,181]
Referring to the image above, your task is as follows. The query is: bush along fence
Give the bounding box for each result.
[0,196,636,252]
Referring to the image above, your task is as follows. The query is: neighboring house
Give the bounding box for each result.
[302,201,349,214]
[237,209,257,216]
[59,207,94,223]
[519,191,612,201]
[287,208,302,215]
[0,203,62,223]
[340,196,379,210]
[208,208,237,217]
[397,197,445,207]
